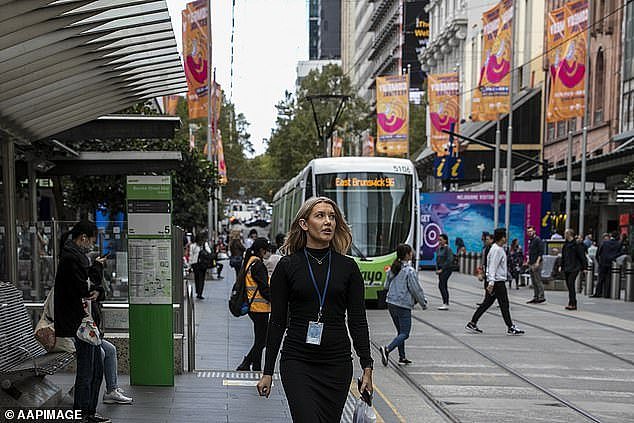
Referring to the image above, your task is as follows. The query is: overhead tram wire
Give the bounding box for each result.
[343,0,632,98]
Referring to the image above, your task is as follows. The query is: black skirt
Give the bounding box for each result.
[280,359,353,423]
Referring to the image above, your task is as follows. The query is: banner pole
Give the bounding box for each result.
[504,0,516,236]
[566,130,573,227]
[578,0,592,237]
[207,0,214,241]
[494,117,501,229]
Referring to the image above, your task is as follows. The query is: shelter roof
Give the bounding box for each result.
[0,0,187,143]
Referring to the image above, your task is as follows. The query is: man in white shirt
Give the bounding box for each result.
[466,228,525,335]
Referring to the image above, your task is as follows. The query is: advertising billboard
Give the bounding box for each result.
[419,191,551,266]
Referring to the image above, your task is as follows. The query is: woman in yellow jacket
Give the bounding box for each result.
[237,238,272,371]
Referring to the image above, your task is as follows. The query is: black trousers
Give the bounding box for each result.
[281,359,352,423]
[471,281,513,328]
[438,270,452,304]
[245,312,269,371]
[596,265,610,297]
[193,264,206,296]
[565,270,579,306]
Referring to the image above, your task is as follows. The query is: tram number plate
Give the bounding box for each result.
[392,165,410,173]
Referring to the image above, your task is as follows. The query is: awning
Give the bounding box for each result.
[41,151,183,176]
[551,145,634,182]
[0,0,187,143]
[50,115,182,141]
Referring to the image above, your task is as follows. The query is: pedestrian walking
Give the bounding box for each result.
[257,197,373,423]
[594,231,622,297]
[526,225,546,304]
[229,230,246,280]
[236,238,272,371]
[466,228,525,336]
[244,228,258,249]
[435,234,454,310]
[54,221,111,423]
[189,232,212,299]
[379,244,426,366]
[508,238,523,290]
[561,229,586,310]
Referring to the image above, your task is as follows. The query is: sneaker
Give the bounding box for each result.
[437,304,449,310]
[565,305,577,310]
[87,414,112,423]
[526,298,537,304]
[465,322,482,334]
[398,358,412,365]
[507,325,525,335]
[380,346,389,367]
[535,298,546,304]
[103,388,133,404]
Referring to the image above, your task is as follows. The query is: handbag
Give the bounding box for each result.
[34,289,75,353]
[76,299,102,346]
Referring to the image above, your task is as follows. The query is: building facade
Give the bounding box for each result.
[309,0,342,60]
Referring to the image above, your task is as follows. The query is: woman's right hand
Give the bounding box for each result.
[257,375,272,398]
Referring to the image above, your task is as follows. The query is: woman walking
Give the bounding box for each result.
[54,221,111,423]
[257,197,373,423]
[236,238,272,371]
[380,244,427,366]
[561,229,586,310]
[189,232,212,299]
[229,230,246,280]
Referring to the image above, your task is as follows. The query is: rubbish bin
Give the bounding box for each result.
[610,261,621,300]
[624,261,634,302]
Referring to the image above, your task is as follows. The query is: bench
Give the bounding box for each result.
[0,282,75,407]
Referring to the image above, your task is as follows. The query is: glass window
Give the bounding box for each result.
[316,172,413,257]
[305,168,314,199]
[557,121,567,138]
[594,49,604,124]
[547,122,556,141]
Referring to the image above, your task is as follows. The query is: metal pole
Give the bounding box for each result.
[578,0,592,237]
[28,162,41,298]
[565,130,573,227]
[494,118,501,228]
[206,2,214,240]
[2,139,18,285]
[504,0,516,236]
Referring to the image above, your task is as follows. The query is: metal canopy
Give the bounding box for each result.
[51,115,182,141]
[40,151,183,176]
[0,0,187,142]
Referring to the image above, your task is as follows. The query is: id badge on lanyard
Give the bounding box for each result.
[304,249,331,346]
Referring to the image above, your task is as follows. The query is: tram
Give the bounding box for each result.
[271,157,420,303]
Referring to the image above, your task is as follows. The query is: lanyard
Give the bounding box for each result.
[303,249,331,322]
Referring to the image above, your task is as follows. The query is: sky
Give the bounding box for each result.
[166,0,309,156]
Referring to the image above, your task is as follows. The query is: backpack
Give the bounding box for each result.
[228,260,259,317]
[197,243,215,269]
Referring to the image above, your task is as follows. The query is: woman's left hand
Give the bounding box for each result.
[359,367,373,396]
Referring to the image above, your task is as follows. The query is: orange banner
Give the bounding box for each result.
[546,0,588,122]
[331,135,343,157]
[183,0,209,120]
[362,132,375,157]
[376,75,409,156]
[217,131,227,185]
[211,81,222,133]
[428,73,460,157]
[163,95,180,115]
[471,0,513,121]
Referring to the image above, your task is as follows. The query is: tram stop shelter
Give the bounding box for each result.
[1,0,188,285]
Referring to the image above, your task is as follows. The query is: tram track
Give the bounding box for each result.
[402,312,606,423]
[424,289,634,367]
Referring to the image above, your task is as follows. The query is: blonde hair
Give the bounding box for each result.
[282,197,352,255]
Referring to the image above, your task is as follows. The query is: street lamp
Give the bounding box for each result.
[305,94,349,157]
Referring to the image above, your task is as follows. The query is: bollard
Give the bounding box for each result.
[610,261,621,300]
[459,253,466,273]
[624,261,634,302]
[465,252,471,275]
[467,252,473,275]
[584,262,594,296]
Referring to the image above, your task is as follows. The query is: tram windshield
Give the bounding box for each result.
[316,172,412,257]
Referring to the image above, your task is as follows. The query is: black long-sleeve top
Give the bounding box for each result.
[248,258,271,301]
[263,247,373,375]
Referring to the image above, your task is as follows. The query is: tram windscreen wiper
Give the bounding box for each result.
[350,242,371,261]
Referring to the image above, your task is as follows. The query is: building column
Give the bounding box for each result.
[2,139,18,284]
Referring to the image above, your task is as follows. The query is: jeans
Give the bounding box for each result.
[530,262,544,300]
[471,281,513,328]
[245,312,269,371]
[100,339,118,392]
[74,337,103,416]
[438,270,452,305]
[387,304,412,360]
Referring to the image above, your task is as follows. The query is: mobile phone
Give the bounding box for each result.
[357,377,372,406]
